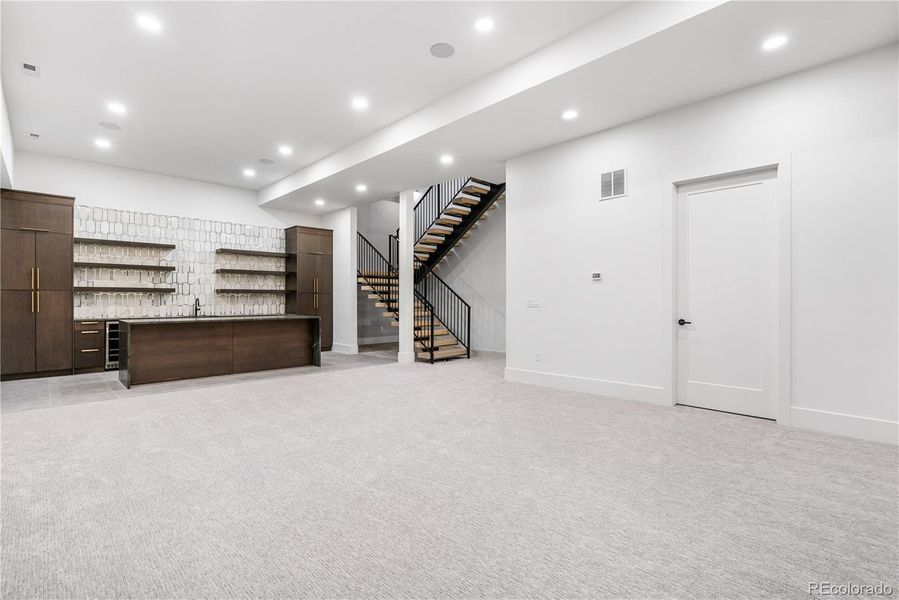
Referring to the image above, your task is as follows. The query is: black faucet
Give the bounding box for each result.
[194,298,201,317]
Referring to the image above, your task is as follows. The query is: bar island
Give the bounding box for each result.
[118,315,320,388]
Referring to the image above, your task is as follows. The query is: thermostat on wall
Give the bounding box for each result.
[592,272,602,281]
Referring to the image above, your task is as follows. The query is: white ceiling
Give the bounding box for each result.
[1,1,625,189]
[259,0,898,212]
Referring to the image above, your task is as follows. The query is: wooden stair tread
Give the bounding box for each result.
[418,346,467,360]
[416,335,458,348]
[444,204,472,216]
[462,180,491,194]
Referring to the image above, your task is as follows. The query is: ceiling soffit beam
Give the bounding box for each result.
[257,0,726,206]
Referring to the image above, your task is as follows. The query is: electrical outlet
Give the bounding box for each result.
[526,297,541,308]
[534,352,541,362]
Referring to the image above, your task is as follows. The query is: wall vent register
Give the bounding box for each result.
[600,168,627,200]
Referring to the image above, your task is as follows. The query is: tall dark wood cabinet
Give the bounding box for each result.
[285,226,333,351]
[1,189,74,379]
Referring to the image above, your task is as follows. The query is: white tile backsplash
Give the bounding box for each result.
[74,205,287,319]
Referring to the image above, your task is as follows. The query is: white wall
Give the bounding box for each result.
[357,199,398,256]
[0,82,14,188]
[506,45,898,444]
[322,207,359,354]
[13,151,321,229]
[438,199,506,352]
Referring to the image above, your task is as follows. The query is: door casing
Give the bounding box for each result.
[662,154,792,424]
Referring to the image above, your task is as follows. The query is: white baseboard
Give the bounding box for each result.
[397,351,415,364]
[504,367,668,405]
[790,406,898,445]
[359,335,399,345]
[330,343,358,355]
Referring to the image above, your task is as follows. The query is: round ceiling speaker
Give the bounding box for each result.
[430,43,455,59]
[259,158,275,165]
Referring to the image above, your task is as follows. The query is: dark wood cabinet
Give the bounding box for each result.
[1,230,35,290]
[35,291,74,372]
[74,319,106,372]
[119,317,320,387]
[35,232,73,290]
[1,189,75,379]
[0,189,74,234]
[286,226,333,351]
[0,291,36,375]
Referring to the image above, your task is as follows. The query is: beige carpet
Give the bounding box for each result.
[2,353,897,599]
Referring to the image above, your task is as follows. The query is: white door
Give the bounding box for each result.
[676,168,780,419]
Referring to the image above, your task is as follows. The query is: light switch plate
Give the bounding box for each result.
[526,298,541,308]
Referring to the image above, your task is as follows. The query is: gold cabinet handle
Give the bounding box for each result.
[80,349,100,353]
[80,330,100,335]
[36,268,40,289]
[79,321,99,325]
[31,268,35,290]
[36,291,40,313]
[31,291,35,313]
[19,227,50,232]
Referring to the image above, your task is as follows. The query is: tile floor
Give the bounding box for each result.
[0,349,396,414]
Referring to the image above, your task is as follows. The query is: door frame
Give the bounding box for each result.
[661,154,792,424]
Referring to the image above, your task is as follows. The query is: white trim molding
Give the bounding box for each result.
[791,407,898,445]
[330,343,359,355]
[505,368,668,405]
[358,335,400,345]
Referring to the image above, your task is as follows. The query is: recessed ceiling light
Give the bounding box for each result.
[561,109,579,121]
[107,101,127,115]
[278,145,293,156]
[136,14,162,33]
[98,122,121,130]
[259,158,274,165]
[430,43,455,59]
[351,96,369,111]
[314,198,325,206]
[439,154,454,165]
[355,184,367,192]
[243,168,256,177]
[94,138,111,149]
[475,17,494,33]
[762,34,788,51]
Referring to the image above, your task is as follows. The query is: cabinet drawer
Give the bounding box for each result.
[1,196,73,234]
[74,347,104,369]
[74,329,104,350]
[74,320,105,331]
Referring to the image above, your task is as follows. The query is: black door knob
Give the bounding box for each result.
[677,319,692,326]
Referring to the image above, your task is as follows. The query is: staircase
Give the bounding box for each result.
[358,233,469,361]
[357,176,505,363]
[410,177,506,271]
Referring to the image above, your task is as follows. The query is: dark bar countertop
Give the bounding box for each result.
[119,315,320,325]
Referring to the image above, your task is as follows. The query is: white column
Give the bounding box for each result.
[398,189,416,363]
[322,207,358,354]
